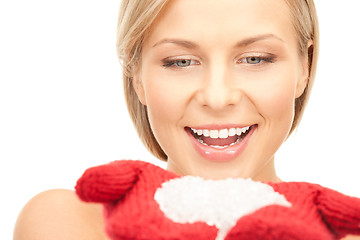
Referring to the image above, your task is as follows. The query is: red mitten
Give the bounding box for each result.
[76,160,218,240]
[76,160,148,202]
[76,160,360,240]
[226,182,360,240]
[316,185,360,238]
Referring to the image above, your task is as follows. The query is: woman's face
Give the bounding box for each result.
[134,0,309,180]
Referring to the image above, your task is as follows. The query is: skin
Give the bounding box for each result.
[135,0,308,181]
[13,189,110,240]
[13,0,360,239]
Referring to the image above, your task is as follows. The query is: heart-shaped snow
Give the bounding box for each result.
[154,176,291,240]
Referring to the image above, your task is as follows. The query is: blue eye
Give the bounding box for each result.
[162,59,198,68]
[237,55,275,65]
[246,57,262,64]
[176,59,192,67]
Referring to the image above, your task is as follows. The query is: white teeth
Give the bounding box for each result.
[190,126,251,138]
[228,128,236,137]
[209,130,219,139]
[236,128,241,135]
[219,129,228,139]
[210,145,227,149]
[203,129,210,137]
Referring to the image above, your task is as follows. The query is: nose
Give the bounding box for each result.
[195,63,242,110]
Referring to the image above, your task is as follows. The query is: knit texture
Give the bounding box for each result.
[75,160,360,240]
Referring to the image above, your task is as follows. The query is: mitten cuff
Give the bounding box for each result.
[316,186,360,237]
[75,160,147,203]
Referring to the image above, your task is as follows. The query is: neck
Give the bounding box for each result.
[252,157,282,182]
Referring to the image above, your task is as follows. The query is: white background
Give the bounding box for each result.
[1,0,359,238]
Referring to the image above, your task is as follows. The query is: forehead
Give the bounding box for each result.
[145,0,296,50]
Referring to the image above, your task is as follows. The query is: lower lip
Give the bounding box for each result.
[186,125,257,162]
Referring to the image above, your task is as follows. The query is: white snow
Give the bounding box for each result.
[154,176,291,240]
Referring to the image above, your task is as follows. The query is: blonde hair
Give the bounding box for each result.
[284,0,319,135]
[116,0,319,161]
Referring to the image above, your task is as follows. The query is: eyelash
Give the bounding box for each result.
[162,59,199,68]
[162,55,276,69]
[237,56,275,65]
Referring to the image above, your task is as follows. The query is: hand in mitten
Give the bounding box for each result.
[76,160,218,240]
[76,160,360,240]
[225,182,360,240]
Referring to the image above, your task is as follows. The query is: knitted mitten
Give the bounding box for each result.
[226,182,360,240]
[76,160,360,240]
[76,160,218,240]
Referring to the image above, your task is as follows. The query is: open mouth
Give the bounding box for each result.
[185,125,255,149]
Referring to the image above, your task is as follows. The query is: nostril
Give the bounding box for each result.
[194,72,243,110]
[197,89,242,110]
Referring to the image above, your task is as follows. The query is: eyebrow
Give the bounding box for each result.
[152,39,199,49]
[234,34,284,48]
[152,34,284,49]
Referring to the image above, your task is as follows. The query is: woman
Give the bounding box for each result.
[13,0,360,239]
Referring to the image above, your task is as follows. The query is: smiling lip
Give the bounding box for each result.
[186,124,257,162]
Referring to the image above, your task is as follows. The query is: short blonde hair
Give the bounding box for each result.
[116,0,319,161]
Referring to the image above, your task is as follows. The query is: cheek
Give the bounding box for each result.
[145,81,185,124]
[261,83,295,119]
[141,71,197,159]
[247,69,297,130]
[140,67,195,145]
